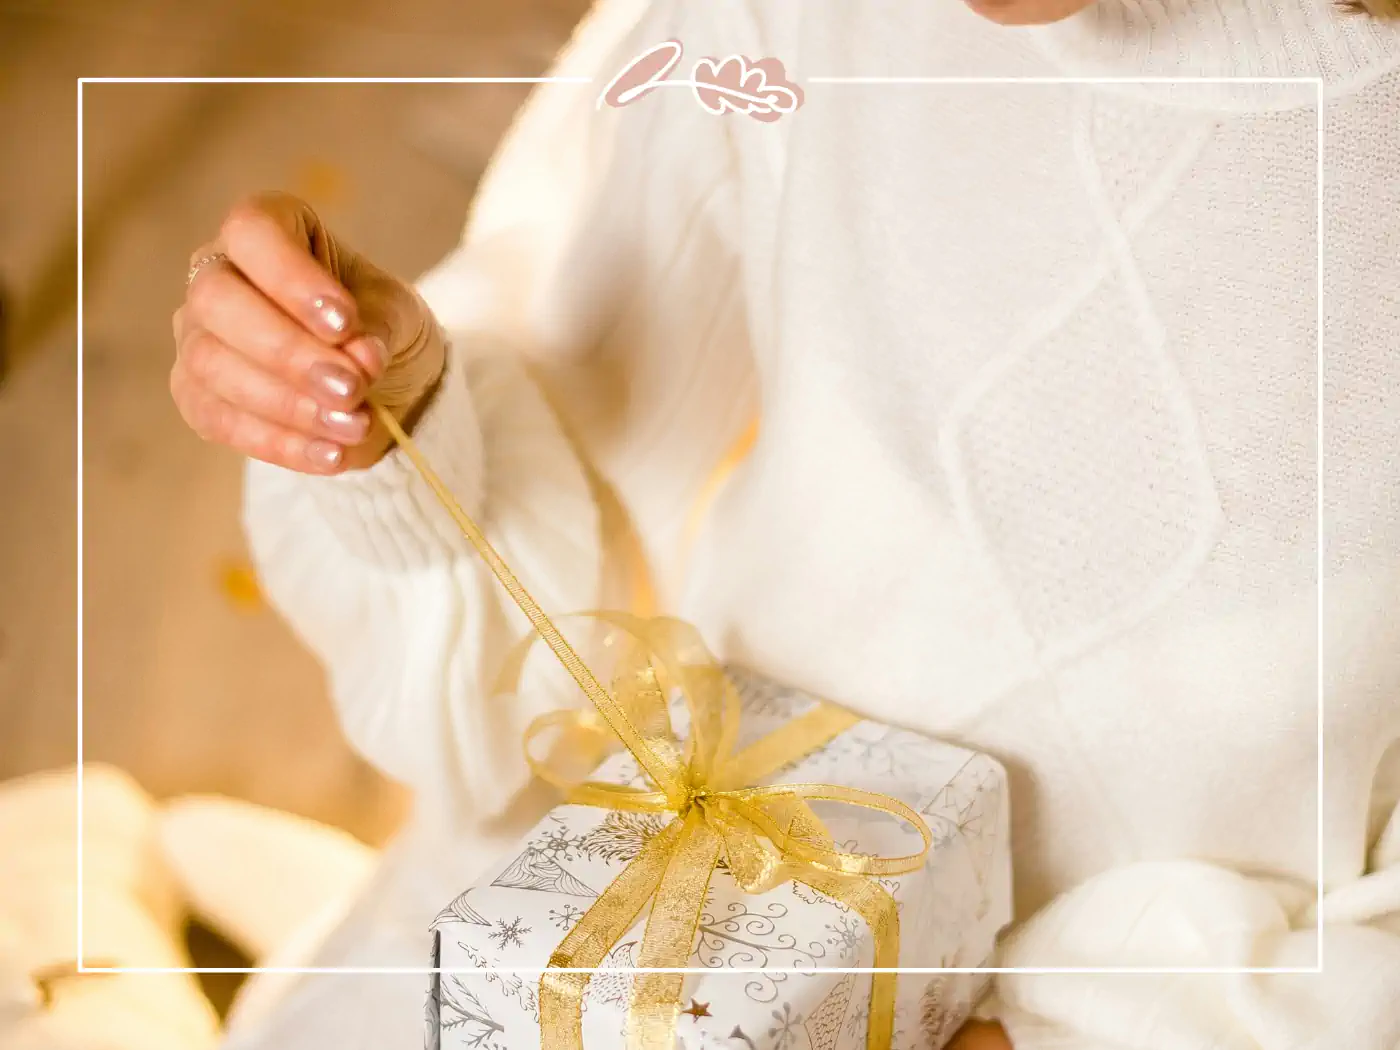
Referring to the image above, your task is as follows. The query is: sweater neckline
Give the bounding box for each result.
[1029,0,1400,100]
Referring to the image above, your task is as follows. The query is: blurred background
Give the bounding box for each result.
[0,0,587,1041]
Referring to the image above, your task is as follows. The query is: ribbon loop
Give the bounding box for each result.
[507,611,934,1050]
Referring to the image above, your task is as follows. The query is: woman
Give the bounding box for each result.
[170,0,1400,1047]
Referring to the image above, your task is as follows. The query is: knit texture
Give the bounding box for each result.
[234,2,1400,1048]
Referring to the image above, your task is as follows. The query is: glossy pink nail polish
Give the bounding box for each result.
[313,297,349,334]
[306,441,343,470]
[320,407,369,441]
[308,362,359,403]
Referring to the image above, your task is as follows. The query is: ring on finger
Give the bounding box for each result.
[186,251,229,287]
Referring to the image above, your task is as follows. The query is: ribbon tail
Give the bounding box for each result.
[541,821,684,1050]
[795,872,901,1050]
[628,809,724,1050]
[717,703,861,789]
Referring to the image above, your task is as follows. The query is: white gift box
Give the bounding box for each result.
[427,668,1011,1050]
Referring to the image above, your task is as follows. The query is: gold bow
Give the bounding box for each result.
[373,402,934,1050]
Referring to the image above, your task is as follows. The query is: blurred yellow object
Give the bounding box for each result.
[292,159,350,211]
[216,558,264,612]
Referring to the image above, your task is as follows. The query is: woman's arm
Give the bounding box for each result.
[241,0,755,823]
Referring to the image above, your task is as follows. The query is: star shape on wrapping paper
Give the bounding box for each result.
[682,999,712,1021]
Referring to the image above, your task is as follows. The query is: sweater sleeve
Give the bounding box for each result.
[980,791,1400,1050]
[241,0,754,825]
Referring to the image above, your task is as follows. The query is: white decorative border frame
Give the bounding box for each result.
[75,72,1325,977]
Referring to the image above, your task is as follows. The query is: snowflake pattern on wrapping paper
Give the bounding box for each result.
[488,917,531,950]
[844,999,870,1042]
[549,904,584,931]
[919,756,1004,889]
[843,730,939,782]
[537,823,582,863]
[767,1003,803,1050]
[823,914,863,962]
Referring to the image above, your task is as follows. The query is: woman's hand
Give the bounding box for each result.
[947,1020,1014,1050]
[171,191,446,474]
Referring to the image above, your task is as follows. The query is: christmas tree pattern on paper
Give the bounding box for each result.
[439,978,506,1050]
[803,973,855,1050]
[433,890,492,929]
[491,846,598,897]
[578,811,671,863]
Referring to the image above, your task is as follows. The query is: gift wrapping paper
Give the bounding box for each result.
[427,667,1011,1050]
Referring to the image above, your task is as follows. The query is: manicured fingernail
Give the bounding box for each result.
[309,362,360,403]
[320,407,369,441]
[306,441,343,469]
[362,334,389,371]
[312,296,349,334]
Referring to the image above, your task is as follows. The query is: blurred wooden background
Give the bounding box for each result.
[0,0,588,848]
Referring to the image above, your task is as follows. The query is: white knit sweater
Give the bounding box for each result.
[234,1,1400,1048]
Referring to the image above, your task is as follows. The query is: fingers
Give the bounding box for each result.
[174,192,415,474]
[170,354,347,475]
[177,326,371,446]
[218,191,361,346]
[201,193,391,380]
[185,254,373,410]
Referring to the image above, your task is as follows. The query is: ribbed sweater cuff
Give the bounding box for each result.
[303,342,485,569]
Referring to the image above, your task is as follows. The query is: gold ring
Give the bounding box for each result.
[186,252,228,287]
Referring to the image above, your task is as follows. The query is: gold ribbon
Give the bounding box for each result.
[372,401,933,1050]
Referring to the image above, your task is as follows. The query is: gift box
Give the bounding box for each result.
[426,666,1011,1050]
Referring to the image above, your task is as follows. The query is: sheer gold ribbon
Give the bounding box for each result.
[372,401,933,1050]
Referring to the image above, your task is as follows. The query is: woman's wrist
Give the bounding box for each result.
[343,365,444,469]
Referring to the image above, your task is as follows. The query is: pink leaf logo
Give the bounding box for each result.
[599,40,685,109]
[692,55,804,123]
[599,41,803,123]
